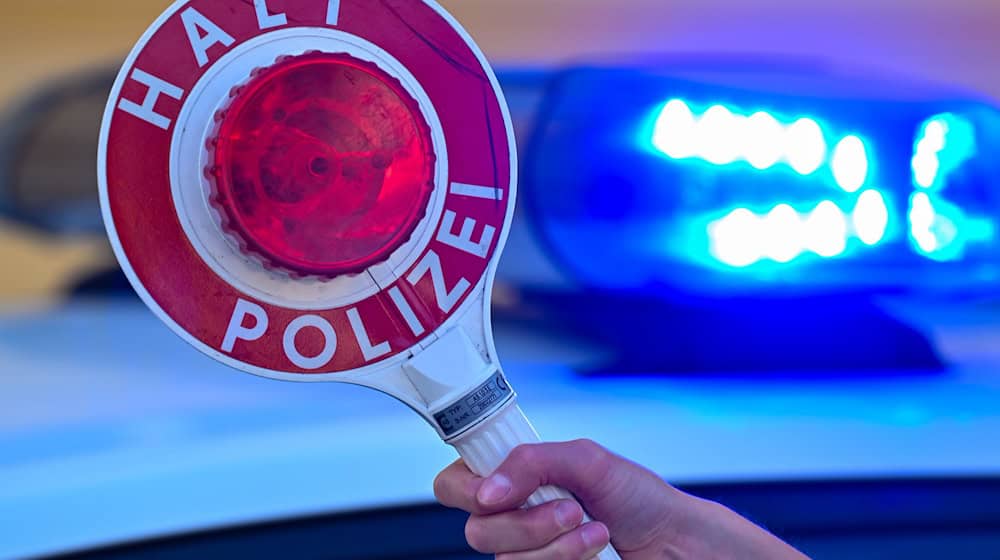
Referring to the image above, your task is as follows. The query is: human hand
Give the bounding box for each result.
[434,439,809,559]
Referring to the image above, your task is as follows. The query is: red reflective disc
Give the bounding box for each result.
[211,52,436,277]
[102,0,515,376]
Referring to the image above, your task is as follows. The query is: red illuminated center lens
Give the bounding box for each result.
[212,53,435,277]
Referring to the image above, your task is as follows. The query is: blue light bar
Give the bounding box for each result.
[524,59,1000,294]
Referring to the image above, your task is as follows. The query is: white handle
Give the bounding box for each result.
[450,403,622,560]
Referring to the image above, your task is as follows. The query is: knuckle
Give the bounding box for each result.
[509,443,539,466]
[570,439,606,461]
[463,517,491,553]
[570,439,614,483]
[525,510,561,542]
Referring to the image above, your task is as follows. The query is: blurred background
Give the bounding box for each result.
[5,0,1000,301]
[3,1,1000,559]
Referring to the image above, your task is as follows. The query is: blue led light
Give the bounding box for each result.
[765,204,805,263]
[699,105,741,164]
[912,114,977,190]
[912,152,941,189]
[852,190,889,246]
[710,208,763,268]
[806,201,849,258]
[909,192,959,260]
[744,112,785,169]
[652,100,887,267]
[651,101,833,175]
[709,201,854,267]
[785,118,827,175]
[906,192,996,262]
[832,136,869,193]
[651,99,698,159]
[913,120,946,188]
[907,115,990,261]
[647,98,997,270]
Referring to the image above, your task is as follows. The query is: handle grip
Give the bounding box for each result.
[450,403,622,560]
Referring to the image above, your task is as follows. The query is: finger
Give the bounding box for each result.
[475,440,618,514]
[433,459,484,513]
[465,499,584,554]
[496,522,611,560]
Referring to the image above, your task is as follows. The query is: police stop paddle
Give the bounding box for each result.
[99,2,620,558]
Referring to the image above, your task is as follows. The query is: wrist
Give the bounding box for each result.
[665,494,809,560]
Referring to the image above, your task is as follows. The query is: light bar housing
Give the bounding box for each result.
[524,58,1000,295]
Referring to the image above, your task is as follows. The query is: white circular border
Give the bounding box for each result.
[98,0,519,384]
[171,28,449,310]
